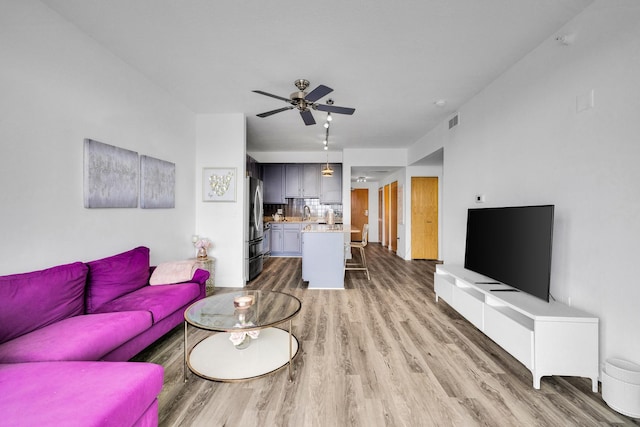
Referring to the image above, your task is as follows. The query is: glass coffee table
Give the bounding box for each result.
[184,290,301,382]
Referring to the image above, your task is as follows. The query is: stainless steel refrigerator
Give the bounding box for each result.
[244,176,264,282]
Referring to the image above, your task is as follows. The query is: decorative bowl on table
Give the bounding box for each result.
[233,295,254,309]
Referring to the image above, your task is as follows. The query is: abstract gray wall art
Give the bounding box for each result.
[83,139,139,208]
[140,155,175,209]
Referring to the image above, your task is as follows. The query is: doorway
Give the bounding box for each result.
[350,188,368,241]
[378,187,383,245]
[390,181,398,252]
[383,184,390,248]
[411,177,438,259]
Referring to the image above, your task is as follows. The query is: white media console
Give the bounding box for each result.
[435,264,599,391]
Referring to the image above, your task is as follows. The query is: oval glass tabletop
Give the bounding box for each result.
[184,290,301,332]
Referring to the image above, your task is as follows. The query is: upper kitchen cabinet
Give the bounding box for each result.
[320,164,342,203]
[285,164,320,198]
[302,164,320,197]
[263,164,285,204]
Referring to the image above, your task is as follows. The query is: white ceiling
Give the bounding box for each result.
[42,0,592,160]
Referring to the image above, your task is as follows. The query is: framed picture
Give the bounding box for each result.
[83,139,138,208]
[140,155,175,209]
[203,167,237,202]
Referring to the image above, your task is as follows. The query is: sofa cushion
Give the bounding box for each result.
[0,361,163,427]
[0,262,88,345]
[0,311,152,363]
[93,282,201,324]
[86,247,150,313]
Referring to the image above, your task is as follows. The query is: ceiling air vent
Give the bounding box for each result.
[448,113,459,130]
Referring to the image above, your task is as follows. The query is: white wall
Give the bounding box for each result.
[411,0,640,367]
[195,114,246,287]
[0,1,197,274]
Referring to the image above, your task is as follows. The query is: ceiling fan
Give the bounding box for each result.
[253,79,355,126]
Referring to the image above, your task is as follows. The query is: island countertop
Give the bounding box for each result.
[301,224,353,233]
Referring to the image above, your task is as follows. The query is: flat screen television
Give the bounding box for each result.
[464,205,554,302]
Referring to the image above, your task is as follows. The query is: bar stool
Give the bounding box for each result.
[345,224,370,280]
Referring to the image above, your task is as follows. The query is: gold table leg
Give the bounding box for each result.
[183,321,188,382]
[288,319,293,382]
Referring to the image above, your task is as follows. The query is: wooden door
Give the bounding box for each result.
[350,188,368,241]
[390,181,398,252]
[411,177,438,259]
[384,184,390,248]
[378,187,383,244]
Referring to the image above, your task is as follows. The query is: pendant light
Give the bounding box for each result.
[321,113,333,177]
[322,153,334,177]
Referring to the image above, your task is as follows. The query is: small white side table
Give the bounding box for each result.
[194,257,215,295]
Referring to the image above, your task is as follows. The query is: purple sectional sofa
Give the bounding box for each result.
[0,246,209,427]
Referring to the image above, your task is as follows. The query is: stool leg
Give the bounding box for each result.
[360,247,370,280]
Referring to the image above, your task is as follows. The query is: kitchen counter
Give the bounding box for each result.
[264,217,343,225]
[301,224,352,233]
[301,225,351,289]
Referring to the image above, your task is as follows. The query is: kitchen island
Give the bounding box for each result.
[301,224,352,289]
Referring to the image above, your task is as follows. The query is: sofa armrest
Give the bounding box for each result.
[146,266,209,286]
[191,268,210,286]
[147,266,209,300]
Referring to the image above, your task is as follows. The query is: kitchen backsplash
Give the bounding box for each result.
[264,198,342,220]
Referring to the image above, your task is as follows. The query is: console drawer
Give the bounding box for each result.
[484,304,534,369]
[452,285,484,329]
[434,273,454,304]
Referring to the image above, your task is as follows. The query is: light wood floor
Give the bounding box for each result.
[134,244,639,426]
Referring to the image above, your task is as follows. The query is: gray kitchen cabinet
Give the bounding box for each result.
[283,223,301,253]
[320,163,342,203]
[270,222,301,256]
[284,164,301,198]
[263,164,285,204]
[270,223,283,253]
[302,164,320,197]
[285,164,320,198]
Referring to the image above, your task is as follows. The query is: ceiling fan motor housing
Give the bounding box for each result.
[290,91,308,110]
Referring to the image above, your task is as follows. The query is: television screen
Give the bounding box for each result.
[464,205,554,302]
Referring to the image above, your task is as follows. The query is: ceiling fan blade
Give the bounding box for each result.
[257,106,294,118]
[300,110,316,125]
[316,104,356,115]
[305,85,333,102]
[252,90,291,103]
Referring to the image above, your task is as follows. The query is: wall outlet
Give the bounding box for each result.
[475,194,485,203]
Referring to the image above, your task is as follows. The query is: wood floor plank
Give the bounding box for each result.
[133,244,639,427]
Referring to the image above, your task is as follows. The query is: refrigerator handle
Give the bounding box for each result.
[253,185,263,231]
